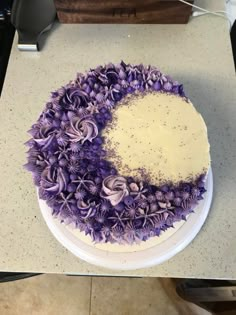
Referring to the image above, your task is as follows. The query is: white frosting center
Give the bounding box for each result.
[103,92,210,185]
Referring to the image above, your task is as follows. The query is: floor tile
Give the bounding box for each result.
[90,277,211,315]
[0,274,91,315]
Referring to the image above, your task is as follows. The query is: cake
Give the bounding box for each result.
[25,61,210,245]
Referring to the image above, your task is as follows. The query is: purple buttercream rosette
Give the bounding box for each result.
[25,61,207,244]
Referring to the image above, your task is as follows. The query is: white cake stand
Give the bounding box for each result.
[38,169,213,271]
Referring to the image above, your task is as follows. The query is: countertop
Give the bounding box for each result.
[0,0,236,278]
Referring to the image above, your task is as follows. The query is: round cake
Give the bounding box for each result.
[25,61,210,245]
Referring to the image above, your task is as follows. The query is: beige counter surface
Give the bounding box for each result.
[0,0,236,278]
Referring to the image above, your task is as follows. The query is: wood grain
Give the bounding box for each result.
[54,0,194,24]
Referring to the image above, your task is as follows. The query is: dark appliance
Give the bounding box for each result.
[0,0,15,95]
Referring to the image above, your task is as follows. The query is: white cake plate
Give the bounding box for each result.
[38,168,213,271]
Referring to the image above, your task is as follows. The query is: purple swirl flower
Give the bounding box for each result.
[34,125,55,150]
[100,175,129,206]
[41,167,68,195]
[66,116,98,143]
[61,87,89,109]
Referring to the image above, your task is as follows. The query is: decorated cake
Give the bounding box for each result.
[25,61,210,245]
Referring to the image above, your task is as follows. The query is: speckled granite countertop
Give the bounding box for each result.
[0,0,235,278]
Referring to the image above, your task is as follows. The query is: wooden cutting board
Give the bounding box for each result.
[54,0,194,24]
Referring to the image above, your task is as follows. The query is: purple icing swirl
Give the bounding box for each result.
[61,87,89,109]
[66,116,98,143]
[41,167,68,195]
[33,125,55,150]
[100,175,129,206]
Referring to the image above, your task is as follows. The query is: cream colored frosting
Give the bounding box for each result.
[103,92,210,185]
[66,219,186,253]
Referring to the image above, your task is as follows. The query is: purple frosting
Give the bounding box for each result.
[100,175,129,206]
[66,116,98,143]
[25,61,207,244]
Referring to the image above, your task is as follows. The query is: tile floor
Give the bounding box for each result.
[0,274,212,315]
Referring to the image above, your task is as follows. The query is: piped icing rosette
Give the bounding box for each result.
[25,61,210,244]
